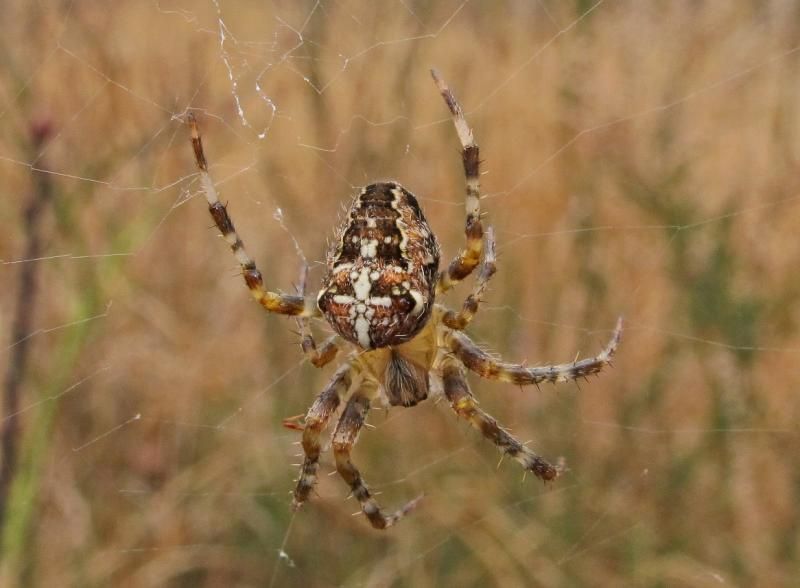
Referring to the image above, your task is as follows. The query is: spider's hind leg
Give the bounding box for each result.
[442,361,560,481]
[295,262,340,368]
[187,113,316,317]
[332,388,423,529]
[442,226,497,330]
[431,69,484,295]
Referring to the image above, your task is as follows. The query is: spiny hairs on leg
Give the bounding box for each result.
[332,393,423,529]
[186,113,314,317]
[430,69,484,295]
[448,317,623,385]
[442,362,560,481]
[292,364,352,509]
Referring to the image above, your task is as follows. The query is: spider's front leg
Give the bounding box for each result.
[331,385,423,530]
[447,317,623,386]
[292,364,352,508]
[187,114,317,317]
[431,69,484,295]
[442,360,560,481]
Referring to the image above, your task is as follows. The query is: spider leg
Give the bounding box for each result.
[442,226,497,330]
[187,113,317,317]
[292,364,352,509]
[332,388,423,529]
[300,334,340,368]
[295,262,340,367]
[447,317,623,385]
[431,69,483,295]
[442,360,559,481]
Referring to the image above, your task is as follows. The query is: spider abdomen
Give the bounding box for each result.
[318,182,440,349]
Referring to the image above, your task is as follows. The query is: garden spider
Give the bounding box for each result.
[187,70,622,530]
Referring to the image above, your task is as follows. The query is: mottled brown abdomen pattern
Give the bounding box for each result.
[318,182,440,349]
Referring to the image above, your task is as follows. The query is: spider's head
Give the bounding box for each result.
[318,182,440,350]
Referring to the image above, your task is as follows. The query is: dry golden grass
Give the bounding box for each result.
[2,1,800,586]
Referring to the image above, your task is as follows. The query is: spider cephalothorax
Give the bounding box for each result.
[187,69,622,530]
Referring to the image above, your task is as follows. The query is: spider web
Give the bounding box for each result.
[2,0,800,585]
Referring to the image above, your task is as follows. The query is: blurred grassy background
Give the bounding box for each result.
[2,0,800,586]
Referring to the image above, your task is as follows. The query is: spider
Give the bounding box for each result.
[186,70,622,530]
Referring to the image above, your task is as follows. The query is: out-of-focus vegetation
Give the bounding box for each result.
[2,1,800,586]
